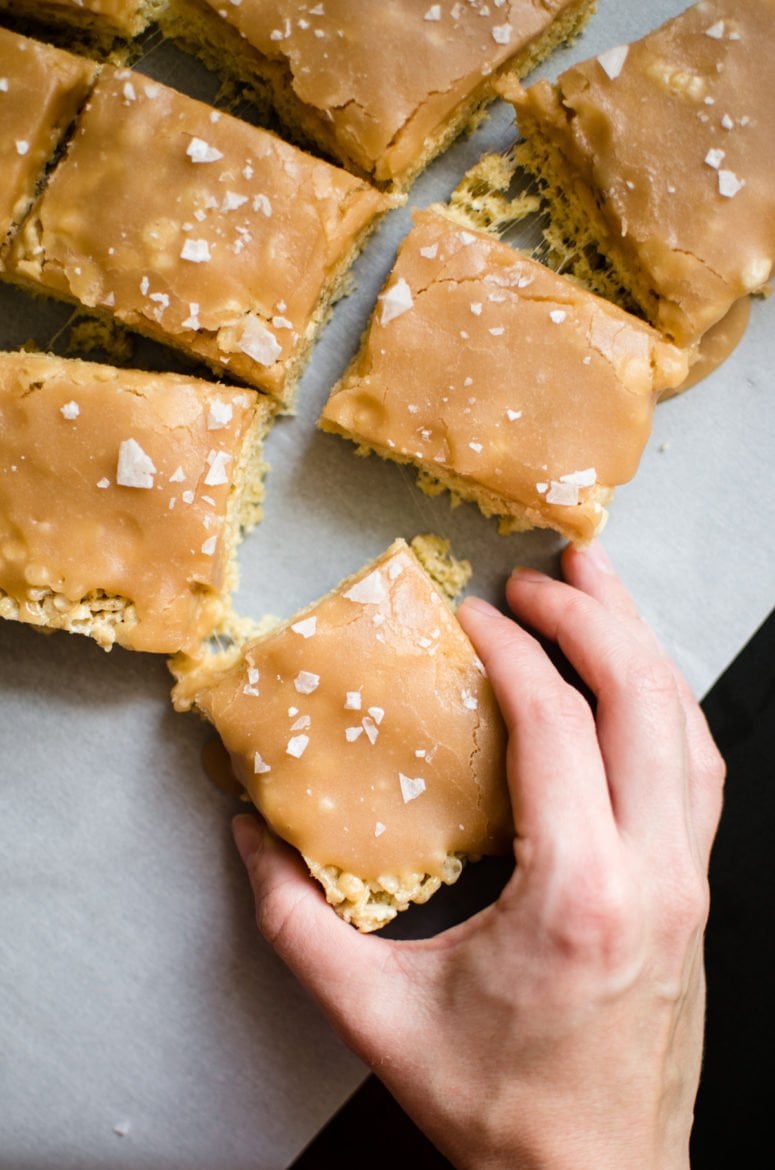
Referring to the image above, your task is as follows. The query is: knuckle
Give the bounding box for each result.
[623,655,679,704]
[549,864,635,966]
[661,871,711,940]
[522,682,593,736]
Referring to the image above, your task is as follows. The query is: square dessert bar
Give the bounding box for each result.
[172,538,512,931]
[320,209,690,545]
[0,1,167,43]
[0,28,97,249]
[162,0,596,190]
[502,0,775,345]
[0,351,274,654]
[3,67,393,407]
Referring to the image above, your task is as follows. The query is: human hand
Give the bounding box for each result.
[232,541,724,1170]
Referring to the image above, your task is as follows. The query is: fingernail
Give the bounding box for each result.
[232,813,264,866]
[458,596,501,619]
[510,565,547,583]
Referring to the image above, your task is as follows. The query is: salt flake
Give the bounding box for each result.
[399,773,426,803]
[379,277,414,325]
[237,315,282,366]
[294,671,320,694]
[207,398,233,430]
[180,238,211,263]
[597,44,629,81]
[117,438,156,489]
[291,616,317,638]
[186,137,224,163]
[344,570,387,606]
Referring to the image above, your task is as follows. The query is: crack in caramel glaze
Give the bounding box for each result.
[181,540,512,881]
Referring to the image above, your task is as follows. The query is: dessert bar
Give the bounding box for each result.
[172,538,511,930]
[162,0,596,190]
[0,351,273,653]
[3,66,393,407]
[501,0,775,345]
[321,209,689,544]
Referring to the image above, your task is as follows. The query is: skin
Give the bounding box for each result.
[232,541,725,1170]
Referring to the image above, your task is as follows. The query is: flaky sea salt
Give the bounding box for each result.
[207,398,233,430]
[204,450,232,486]
[399,773,426,803]
[597,44,629,80]
[238,314,282,366]
[294,671,320,694]
[116,438,156,489]
[718,169,745,197]
[291,617,317,638]
[379,277,414,325]
[186,137,224,163]
[344,570,387,605]
[286,735,309,758]
[180,238,211,263]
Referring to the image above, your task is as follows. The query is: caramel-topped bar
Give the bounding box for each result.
[0,1,167,42]
[0,352,273,653]
[162,0,595,189]
[0,28,97,248]
[172,538,511,931]
[321,209,689,545]
[3,67,393,407]
[502,0,775,346]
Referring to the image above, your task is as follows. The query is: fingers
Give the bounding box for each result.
[231,814,394,1050]
[457,597,618,871]
[563,544,725,859]
[506,546,724,860]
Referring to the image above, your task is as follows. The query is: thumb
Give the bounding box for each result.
[231,814,402,1056]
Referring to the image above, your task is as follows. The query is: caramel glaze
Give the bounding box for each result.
[192,0,589,184]
[4,67,391,404]
[508,0,775,346]
[184,541,512,881]
[0,27,97,244]
[0,351,267,653]
[2,0,154,36]
[670,295,752,397]
[321,209,689,544]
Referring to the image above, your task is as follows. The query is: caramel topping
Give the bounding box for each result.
[510,0,775,345]
[0,351,266,653]
[671,294,752,396]
[196,0,589,184]
[188,541,511,880]
[6,1,161,37]
[321,209,689,543]
[0,27,97,245]
[5,67,390,404]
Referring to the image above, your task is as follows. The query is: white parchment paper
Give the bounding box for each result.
[1,2,773,1167]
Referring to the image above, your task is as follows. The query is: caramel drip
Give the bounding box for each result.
[672,296,752,396]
